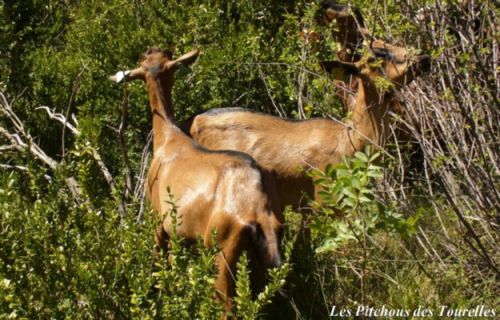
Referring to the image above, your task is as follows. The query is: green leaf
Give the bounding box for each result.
[316,239,339,254]
[351,177,362,190]
[332,181,345,196]
[343,187,358,199]
[325,163,334,177]
[314,177,329,185]
[341,196,356,209]
[336,168,351,178]
[354,151,369,162]
[367,170,383,179]
[369,152,381,162]
[359,195,372,203]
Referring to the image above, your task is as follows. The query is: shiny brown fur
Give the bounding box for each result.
[110,48,283,309]
[187,41,430,210]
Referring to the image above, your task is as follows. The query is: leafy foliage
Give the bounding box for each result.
[1,0,498,319]
[234,240,292,319]
[310,147,419,254]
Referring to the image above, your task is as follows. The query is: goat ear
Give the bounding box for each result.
[109,67,144,83]
[173,48,200,68]
[163,49,174,60]
[352,7,366,28]
[321,1,350,19]
[320,61,359,78]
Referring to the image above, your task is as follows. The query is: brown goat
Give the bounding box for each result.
[316,1,409,131]
[301,1,370,109]
[110,48,283,308]
[318,0,370,62]
[187,41,430,210]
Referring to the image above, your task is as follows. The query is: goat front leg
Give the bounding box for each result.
[204,213,246,315]
[210,230,247,318]
[214,240,241,309]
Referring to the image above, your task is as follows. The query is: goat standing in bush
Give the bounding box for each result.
[186,42,430,210]
[110,48,284,309]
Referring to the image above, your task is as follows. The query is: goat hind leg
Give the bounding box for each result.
[154,224,171,257]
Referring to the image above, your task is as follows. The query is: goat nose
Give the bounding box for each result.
[269,254,282,268]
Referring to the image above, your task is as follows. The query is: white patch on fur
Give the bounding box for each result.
[114,70,131,83]
[178,187,199,207]
[215,166,262,215]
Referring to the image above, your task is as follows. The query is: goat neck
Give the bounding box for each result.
[144,71,183,152]
[347,76,391,148]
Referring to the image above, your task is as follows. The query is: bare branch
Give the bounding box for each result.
[35,95,126,216]
[35,104,117,194]
[36,106,80,135]
[135,130,152,223]
[0,164,28,171]
[1,92,83,203]
[62,63,88,159]
[0,145,21,152]
[257,65,285,118]
[117,85,134,219]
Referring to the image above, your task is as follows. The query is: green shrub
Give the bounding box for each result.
[1,1,497,319]
[0,170,292,319]
[310,146,419,254]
